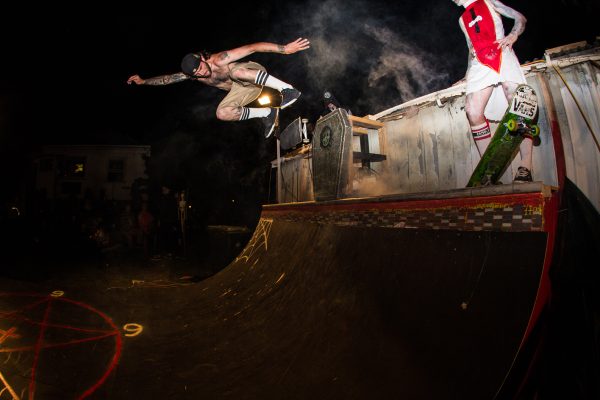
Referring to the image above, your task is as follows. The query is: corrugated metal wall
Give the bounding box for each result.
[380,72,561,193]
[545,61,600,211]
[383,96,477,192]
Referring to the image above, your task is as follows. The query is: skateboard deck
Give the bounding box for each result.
[466,84,540,187]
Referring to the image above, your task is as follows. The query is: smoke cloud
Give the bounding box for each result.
[277,0,451,116]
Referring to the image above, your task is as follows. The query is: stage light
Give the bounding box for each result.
[258,95,271,105]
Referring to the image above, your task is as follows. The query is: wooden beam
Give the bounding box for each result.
[349,115,384,129]
[352,126,369,135]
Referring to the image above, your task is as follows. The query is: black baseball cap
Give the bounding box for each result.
[181,53,201,76]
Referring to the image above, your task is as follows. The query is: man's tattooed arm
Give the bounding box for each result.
[143,72,190,85]
[213,38,310,66]
[252,44,285,53]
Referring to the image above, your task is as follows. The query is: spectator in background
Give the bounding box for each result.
[156,186,179,258]
[137,202,155,259]
[118,202,137,248]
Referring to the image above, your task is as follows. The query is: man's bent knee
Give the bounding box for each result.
[216,107,240,121]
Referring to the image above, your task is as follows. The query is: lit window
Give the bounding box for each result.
[63,157,86,178]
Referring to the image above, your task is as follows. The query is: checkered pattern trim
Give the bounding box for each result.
[265,203,544,232]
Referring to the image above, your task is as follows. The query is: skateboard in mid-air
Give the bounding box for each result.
[466,84,540,187]
[265,88,301,138]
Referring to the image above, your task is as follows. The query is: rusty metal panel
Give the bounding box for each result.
[526,74,558,188]
[382,96,478,192]
[383,118,410,193]
[556,63,600,210]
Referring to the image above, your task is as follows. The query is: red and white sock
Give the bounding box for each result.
[471,121,491,141]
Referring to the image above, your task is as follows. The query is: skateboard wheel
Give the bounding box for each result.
[531,125,540,137]
[506,119,517,132]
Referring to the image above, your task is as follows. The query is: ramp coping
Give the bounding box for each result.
[265,182,554,209]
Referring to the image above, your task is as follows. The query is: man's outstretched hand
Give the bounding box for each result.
[283,38,310,54]
[127,75,145,85]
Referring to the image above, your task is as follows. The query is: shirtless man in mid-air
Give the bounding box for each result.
[127,38,310,138]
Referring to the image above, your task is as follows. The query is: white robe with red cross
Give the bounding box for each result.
[459,0,526,120]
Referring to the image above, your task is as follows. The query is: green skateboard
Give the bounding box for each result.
[466,84,540,187]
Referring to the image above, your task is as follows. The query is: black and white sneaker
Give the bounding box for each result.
[280,88,301,109]
[263,108,279,138]
[514,167,533,183]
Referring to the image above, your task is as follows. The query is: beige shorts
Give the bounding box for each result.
[217,61,266,110]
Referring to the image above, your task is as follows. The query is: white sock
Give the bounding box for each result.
[255,70,292,91]
[240,107,271,120]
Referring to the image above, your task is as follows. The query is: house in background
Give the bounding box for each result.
[33,145,151,202]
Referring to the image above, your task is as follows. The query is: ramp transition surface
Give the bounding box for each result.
[0,187,551,399]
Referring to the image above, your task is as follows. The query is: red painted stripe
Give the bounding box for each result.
[29,298,52,400]
[265,193,545,214]
[516,72,565,362]
[0,313,116,334]
[59,298,124,400]
[522,192,559,343]
[0,332,118,353]
[0,298,50,318]
[511,74,566,394]
[551,119,567,189]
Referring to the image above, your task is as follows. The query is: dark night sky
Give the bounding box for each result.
[1,0,598,222]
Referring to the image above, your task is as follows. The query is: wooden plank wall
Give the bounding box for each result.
[279,156,314,203]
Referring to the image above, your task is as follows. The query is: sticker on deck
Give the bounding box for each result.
[510,85,538,119]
